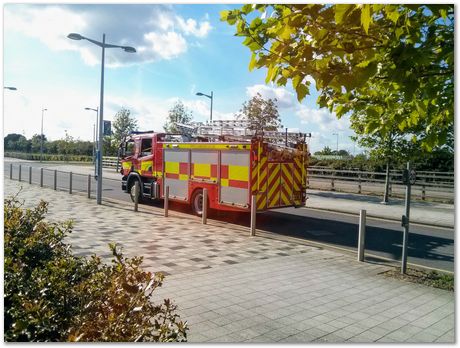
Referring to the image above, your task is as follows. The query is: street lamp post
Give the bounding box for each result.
[68,32,136,205]
[85,107,99,175]
[332,132,338,154]
[40,108,47,162]
[196,91,213,122]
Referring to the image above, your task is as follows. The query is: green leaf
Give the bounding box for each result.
[360,4,371,34]
[295,83,309,102]
[249,53,257,71]
[335,4,353,24]
[385,7,400,24]
[220,10,230,21]
[440,8,447,20]
[241,4,253,15]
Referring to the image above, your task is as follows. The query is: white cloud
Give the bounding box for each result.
[144,31,187,60]
[295,105,350,132]
[246,84,295,108]
[176,17,212,38]
[4,4,212,68]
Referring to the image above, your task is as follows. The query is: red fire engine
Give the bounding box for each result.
[119,120,309,215]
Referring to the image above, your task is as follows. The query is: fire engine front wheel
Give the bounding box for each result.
[191,189,208,216]
[129,179,143,203]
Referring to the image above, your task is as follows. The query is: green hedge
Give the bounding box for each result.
[4,196,188,342]
[5,152,93,162]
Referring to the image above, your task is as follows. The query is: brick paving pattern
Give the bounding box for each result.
[4,179,455,343]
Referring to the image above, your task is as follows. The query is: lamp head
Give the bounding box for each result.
[122,46,136,53]
[196,92,204,96]
[67,33,83,40]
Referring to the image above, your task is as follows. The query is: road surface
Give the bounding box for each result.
[4,160,454,272]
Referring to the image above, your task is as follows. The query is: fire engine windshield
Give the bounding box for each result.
[123,140,135,158]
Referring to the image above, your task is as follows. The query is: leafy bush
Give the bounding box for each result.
[5,152,93,162]
[4,195,188,342]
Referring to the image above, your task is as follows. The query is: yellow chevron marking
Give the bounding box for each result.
[257,196,266,210]
[280,192,290,206]
[281,163,292,179]
[268,165,280,185]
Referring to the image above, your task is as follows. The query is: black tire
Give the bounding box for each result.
[191,189,208,216]
[129,178,144,203]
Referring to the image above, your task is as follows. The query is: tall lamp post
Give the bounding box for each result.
[85,107,99,175]
[40,108,48,162]
[332,132,338,154]
[68,32,136,205]
[196,91,213,122]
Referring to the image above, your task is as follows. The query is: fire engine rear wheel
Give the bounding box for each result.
[191,189,207,216]
[129,179,143,203]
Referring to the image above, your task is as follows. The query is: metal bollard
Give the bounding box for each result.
[358,174,362,194]
[53,170,57,190]
[358,209,366,262]
[250,194,257,236]
[164,186,169,217]
[69,172,73,194]
[40,168,44,187]
[29,166,32,184]
[18,165,22,182]
[134,180,139,212]
[422,185,426,201]
[87,175,91,198]
[9,163,13,180]
[202,188,207,224]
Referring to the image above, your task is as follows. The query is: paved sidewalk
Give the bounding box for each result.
[4,179,454,343]
[306,189,454,228]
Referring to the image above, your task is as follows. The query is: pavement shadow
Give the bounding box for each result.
[210,209,454,270]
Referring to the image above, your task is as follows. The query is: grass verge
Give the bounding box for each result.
[382,267,454,291]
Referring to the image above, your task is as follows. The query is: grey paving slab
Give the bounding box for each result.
[4,179,455,343]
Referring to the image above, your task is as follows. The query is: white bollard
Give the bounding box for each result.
[134,180,139,212]
[202,188,208,224]
[250,195,257,236]
[358,209,366,262]
[164,186,169,217]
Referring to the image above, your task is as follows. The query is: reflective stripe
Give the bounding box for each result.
[229,165,248,182]
[164,143,250,150]
[164,149,189,199]
[141,160,153,175]
[293,157,303,205]
[267,163,281,208]
[165,161,179,174]
[194,163,211,178]
[220,151,250,205]
[280,163,294,206]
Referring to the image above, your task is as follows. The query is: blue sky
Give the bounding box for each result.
[3,3,358,154]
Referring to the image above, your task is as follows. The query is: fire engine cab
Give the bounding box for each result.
[119,120,309,216]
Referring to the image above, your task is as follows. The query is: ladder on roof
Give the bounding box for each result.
[175,120,310,147]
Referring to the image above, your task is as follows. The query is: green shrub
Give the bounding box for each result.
[4,152,93,162]
[4,195,187,342]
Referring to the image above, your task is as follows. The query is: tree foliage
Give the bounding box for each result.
[221,4,454,150]
[236,92,282,132]
[164,101,193,133]
[4,196,187,342]
[112,108,138,146]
